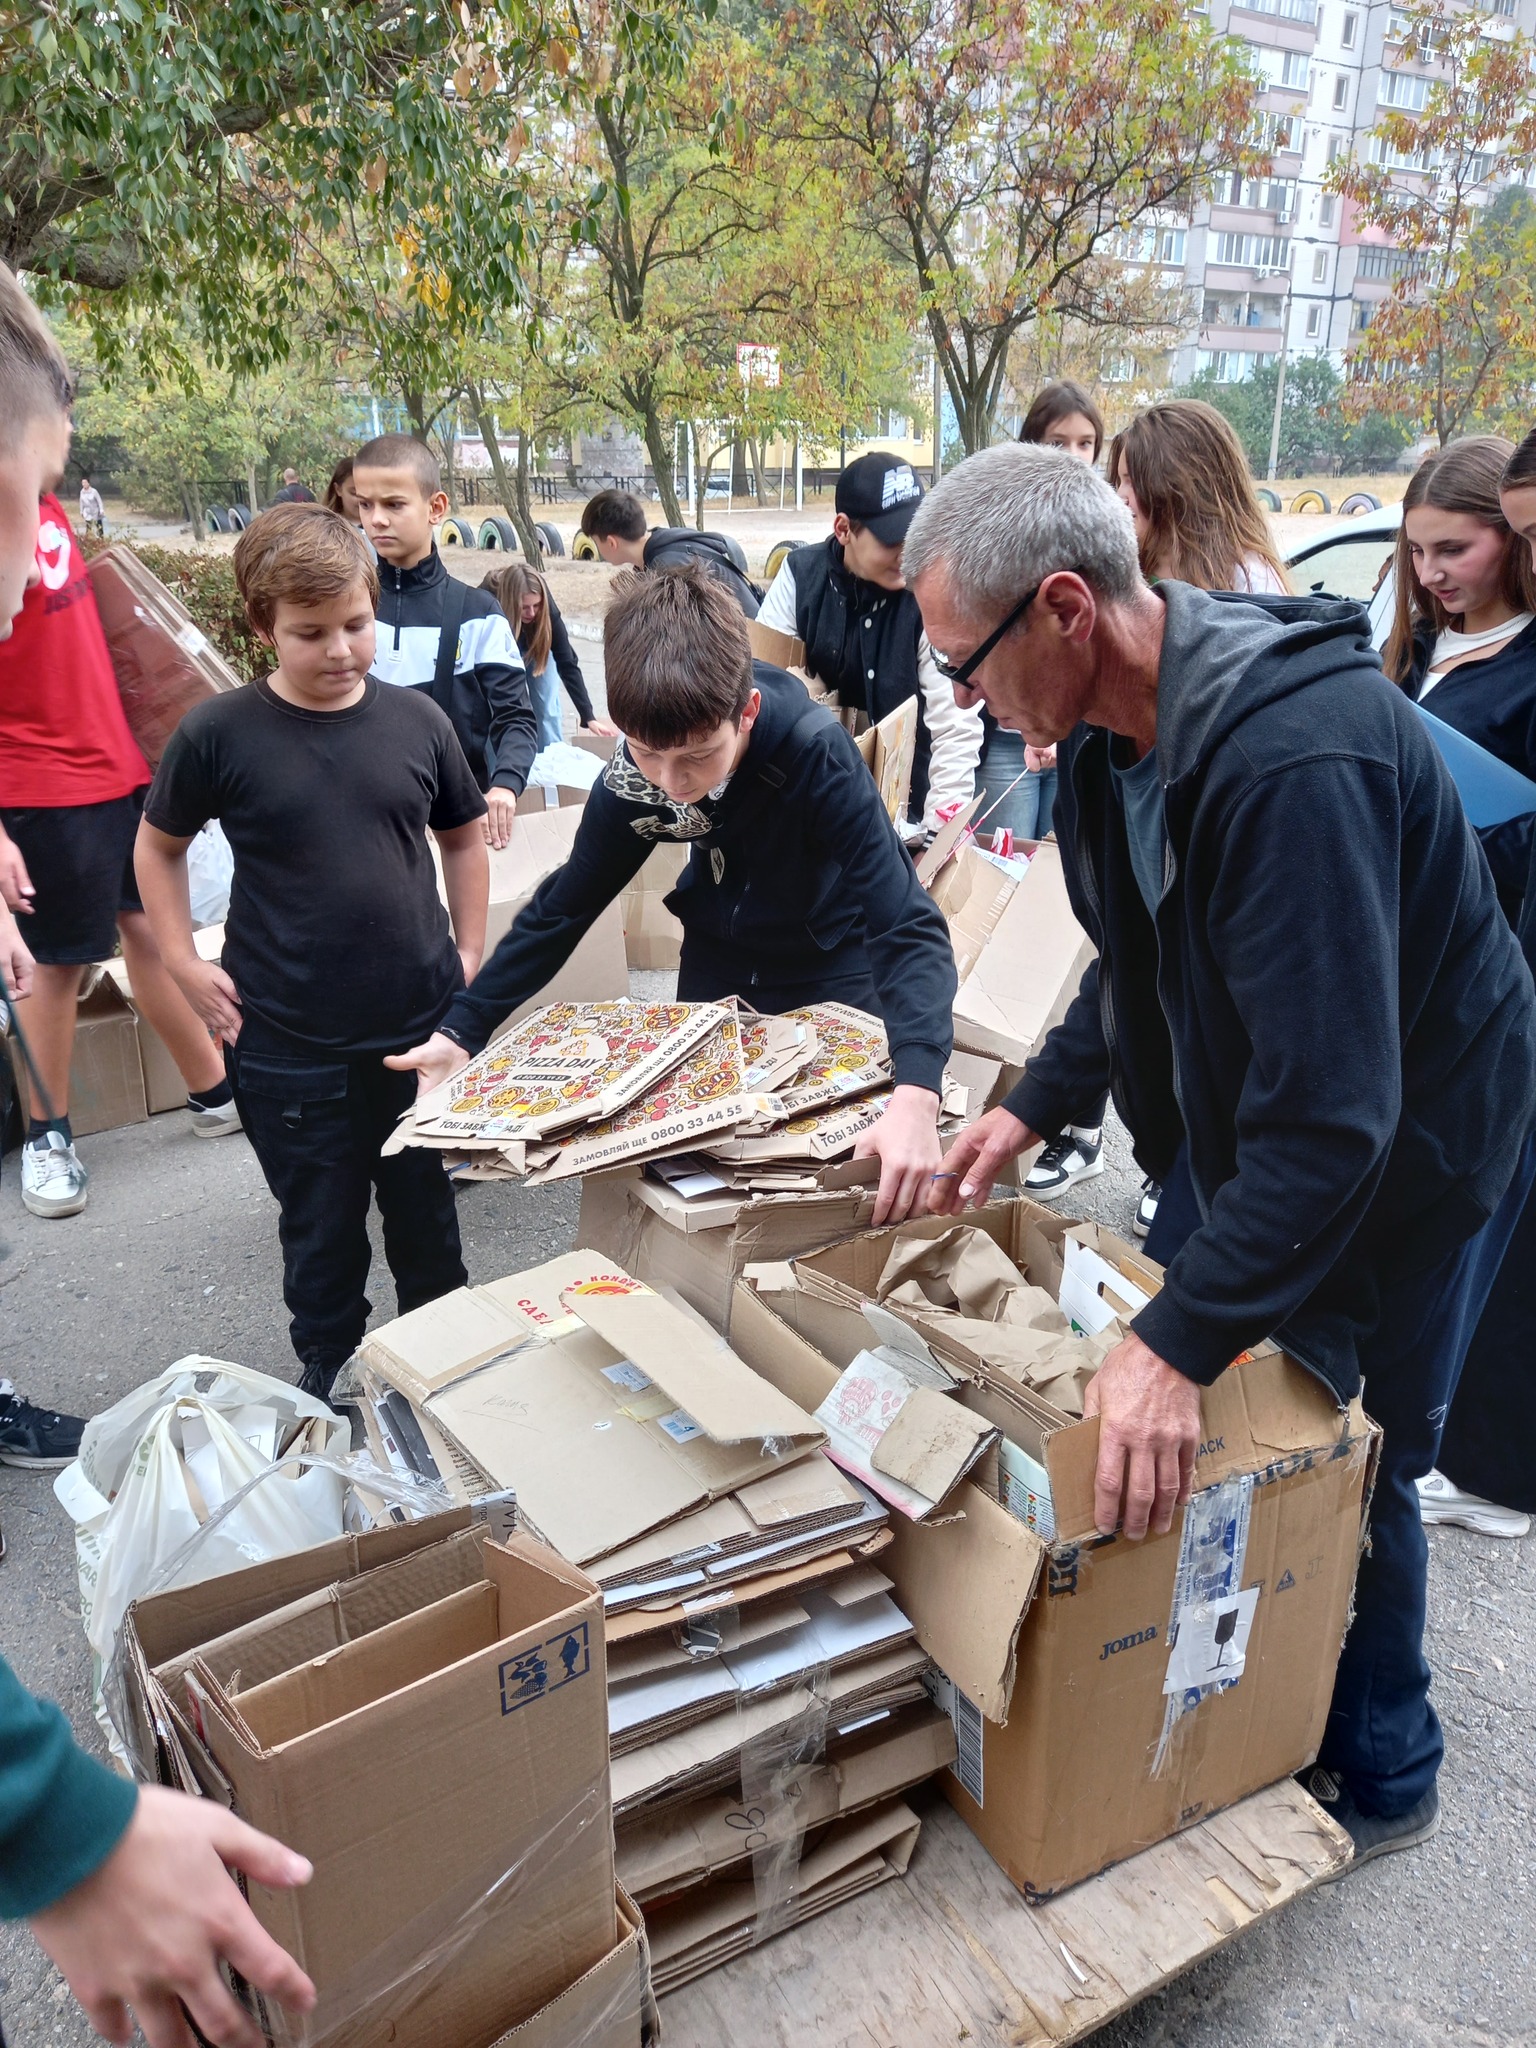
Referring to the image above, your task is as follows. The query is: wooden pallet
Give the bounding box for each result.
[658,1779,1350,2047]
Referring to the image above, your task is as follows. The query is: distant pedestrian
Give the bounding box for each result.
[76,475,104,538]
[270,467,315,505]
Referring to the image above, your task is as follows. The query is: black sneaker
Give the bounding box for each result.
[1134,1177,1161,1239]
[1024,1126,1105,1197]
[1298,1766,1441,1875]
[0,1381,86,1468]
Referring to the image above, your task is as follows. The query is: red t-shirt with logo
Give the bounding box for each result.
[0,497,150,807]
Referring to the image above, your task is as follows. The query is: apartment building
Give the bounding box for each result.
[1144,0,1536,386]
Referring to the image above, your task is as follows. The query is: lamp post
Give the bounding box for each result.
[1265,271,1294,484]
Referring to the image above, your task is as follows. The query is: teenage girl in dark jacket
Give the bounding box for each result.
[482,561,616,751]
[1386,434,1536,1532]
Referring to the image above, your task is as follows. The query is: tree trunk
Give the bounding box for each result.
[745,436,768,503]
[182,474,205,542]
[246,462,260,514]
[470,384,544,559]
[641,408,684,526]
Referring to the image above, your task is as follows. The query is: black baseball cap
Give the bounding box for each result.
[836,451,925,545]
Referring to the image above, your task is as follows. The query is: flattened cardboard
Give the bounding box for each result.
[615,1703,954,1902]
[8,977,146,1136]
[746,622,806,669]
[185,1531,617,2048]
[620,840,688,972]
[363,1258,824,1566]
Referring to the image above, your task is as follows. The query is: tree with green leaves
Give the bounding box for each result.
[777,0,1262,455]
[1329,0,1536,445]
[1175,359,1409,479]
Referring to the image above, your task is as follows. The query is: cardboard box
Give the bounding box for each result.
[486,1887,654,2048]
[358,1251,825,1566]
[576,1168,881,1334]
[100,925,225,1114]
[853,696,918,827]
[919,821,1094,1067]
[87,544,240,766]
[746,623,806,670]
[619,842,688,973]
[730,1211,1379,1898]
[7,976,148,1135]
[180,1528,617,2048]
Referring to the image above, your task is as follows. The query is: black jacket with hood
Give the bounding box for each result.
[439,663,956,1087]
[1005,583,1536,1404]
[642,528,762,618]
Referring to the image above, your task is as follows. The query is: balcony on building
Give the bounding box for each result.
[1230,0,1319,49]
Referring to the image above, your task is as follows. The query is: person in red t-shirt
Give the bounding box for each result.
[0,496,238,1219]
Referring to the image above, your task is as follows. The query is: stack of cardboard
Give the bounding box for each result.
[729,1199,1381,1900]
[118,1509,651,2048]
[350,1253,955,1990]
[386,996,967,1192]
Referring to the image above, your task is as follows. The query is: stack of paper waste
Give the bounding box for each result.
[351,1252,956,1989]
[386,996,967,1190]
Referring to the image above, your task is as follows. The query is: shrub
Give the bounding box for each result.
[79,534,262,681]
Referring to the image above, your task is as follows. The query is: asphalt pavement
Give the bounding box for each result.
[0,634,1529,2041]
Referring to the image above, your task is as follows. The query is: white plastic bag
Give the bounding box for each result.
[185,820,233,925]
[54,1358,347,1754]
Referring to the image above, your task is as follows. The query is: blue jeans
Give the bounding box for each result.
[1147,1133,1536,1817]
[978,727,1056,839]
[529,663,563,751]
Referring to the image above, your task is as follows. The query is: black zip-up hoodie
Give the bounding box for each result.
[438,664,956,1087]
[1006,582,1536,1403]
[371,546,536,794]
[642,528,762,618]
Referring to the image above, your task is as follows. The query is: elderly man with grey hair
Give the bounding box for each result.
[910,442,1536,1870]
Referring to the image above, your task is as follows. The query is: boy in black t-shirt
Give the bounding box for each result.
[135,505,490,1398]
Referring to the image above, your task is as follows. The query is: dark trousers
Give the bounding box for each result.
[226,1015,466,1393]
[1146,1134,1536,1817]
[1436,1172,1536,1511]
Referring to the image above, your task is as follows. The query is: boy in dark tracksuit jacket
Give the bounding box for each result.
[391,564,958,1223]
[353,434,536,850]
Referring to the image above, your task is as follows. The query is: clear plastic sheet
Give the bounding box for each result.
[737,1665,833,1945]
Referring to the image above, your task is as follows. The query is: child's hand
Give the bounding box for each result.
[0,827,35,913]
[1,908,34,996]
[175,959,244,1043]
[483,789,517,851]
[853,1084,943,1225]
[384,1032,471,1096]
[585,718,619,739]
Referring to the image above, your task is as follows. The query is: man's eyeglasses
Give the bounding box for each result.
[931,582,1043,688]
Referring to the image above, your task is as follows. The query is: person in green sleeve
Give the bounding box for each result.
[0,263,317,2048]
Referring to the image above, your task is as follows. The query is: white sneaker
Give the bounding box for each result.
[1417,1468,1530,1539]
[188,1095,242,1139]
[20,1131,89,1218]
[1024,1126,1105,1196]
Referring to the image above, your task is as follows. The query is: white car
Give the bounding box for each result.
[1284,503,1401,647]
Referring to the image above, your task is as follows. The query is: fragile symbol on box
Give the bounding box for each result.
[499,1620,591,1713]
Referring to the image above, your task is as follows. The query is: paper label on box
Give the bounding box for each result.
[602,1361,653,1392]
[924,1668,984,1808]
[1162,1586,1260,1696]
[657,1408,704,1444]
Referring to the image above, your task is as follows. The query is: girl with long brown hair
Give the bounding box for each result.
[1382,434,1536,1540]
[481,560,614,749]
[1107,399,1289,594]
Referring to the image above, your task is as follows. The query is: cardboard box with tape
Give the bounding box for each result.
[731,1200,1380,1898]
[6,975,147,1136]
[125,1513,620,2048]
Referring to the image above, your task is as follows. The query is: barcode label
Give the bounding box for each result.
[924,1668,985,1809]
[953,1689,984,1807]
